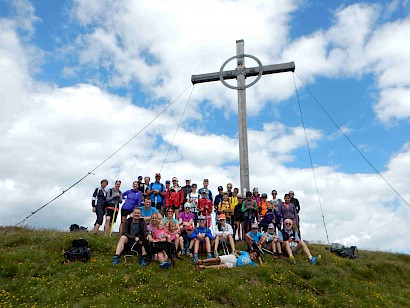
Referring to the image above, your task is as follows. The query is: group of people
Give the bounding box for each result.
[91,173,320,269]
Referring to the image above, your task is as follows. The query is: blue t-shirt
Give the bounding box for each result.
[149,182,165,203]
[247,231,263,242]
[236,251,257,267]
[141,206,158,218]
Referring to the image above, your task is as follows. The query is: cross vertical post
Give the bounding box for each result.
[191,40,295,194]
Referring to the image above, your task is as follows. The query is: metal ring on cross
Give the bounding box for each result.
[219,54,264,90]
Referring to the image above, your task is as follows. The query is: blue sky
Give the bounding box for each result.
[1,0,410,253]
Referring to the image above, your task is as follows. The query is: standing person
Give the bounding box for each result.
[277,194,298,233]
[233,194,245,240]
[146,173,166,211]
[213,186,224,210]
[217,192,234,224]
[242,191,258,234]
[182,179,192,203]
[229,188,239,236]
[112,207,151,265]
[187,183,200,225]
[197,190,213,227]
[104,180,122,236]
[226,183,234,197]
[270,190,282,208]
[258,193,269,220]
[289,190,301,235]
[252,187,261,204]
[163,180,171,216]
[166,177,184,220]
[136,176,145,194]
[143,176,150,197]
[91,179,108,235]
[198,179,213,202]
[119,181,143,235]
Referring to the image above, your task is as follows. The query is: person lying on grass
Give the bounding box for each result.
[196,249,261,269]
[282,218,320,265]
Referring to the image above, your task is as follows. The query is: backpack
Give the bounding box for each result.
[330,242,359,259]
[64,239,91,262]
[69,224,88,232]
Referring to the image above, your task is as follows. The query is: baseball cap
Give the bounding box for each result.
[201,190,207,194]
[218,214,226,220]
[218,186,223,190]
[251,223,259,229]
[155,173,161,177]
[184,203,191,209]
[165,180,170,184]
[237,194,243,198]
[172,177,178,181]
[186,179,191,181]
[261,193,268,198]
[268,223,275,229]
[198,215,206,221]
[186,225,194,231]
[138,175,142,180]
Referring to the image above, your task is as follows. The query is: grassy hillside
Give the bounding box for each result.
[1,227,409,307]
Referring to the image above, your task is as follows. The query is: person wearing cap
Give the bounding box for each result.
[190,215,214,263]
[196,249,260,270]
[165,177,184,220]
[196,190,213,227]
[233,193,245,240]
[146,173,166,211]
[282,219,320,265]
[136,176,145,194]
[263,223,283,256]
[245,223,266,252]
[198,179,213,202]
[213,214,235,256]
[242,191,258,234]
[181,179,192,203]
[213,185,224,209]
[186,183,199,225]
[179,203,194,232]
[258,193,269,219]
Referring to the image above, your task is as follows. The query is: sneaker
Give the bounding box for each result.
[186,248,191,256]
[289,255,296,264]
[193,253,199,264]
[206,253,213,259]
[180,249,185,256]
[310,255,321,265]
[112,255,120,265]
[214,250,219,257]
[160,261,171,269]
[139,256,147,267]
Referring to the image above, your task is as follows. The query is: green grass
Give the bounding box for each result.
[1,227,409,307]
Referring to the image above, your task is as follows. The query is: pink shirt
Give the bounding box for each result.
[179,212,194,223]
[153,229,169,241]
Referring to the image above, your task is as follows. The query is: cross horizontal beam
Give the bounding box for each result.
[191,61,295,85]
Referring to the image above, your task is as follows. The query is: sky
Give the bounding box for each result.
[1,0,410,254]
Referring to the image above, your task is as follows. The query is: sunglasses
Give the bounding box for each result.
[285,223,292,225]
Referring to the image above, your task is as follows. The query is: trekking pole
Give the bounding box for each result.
[110,201,119,237]
[261,247,275,256]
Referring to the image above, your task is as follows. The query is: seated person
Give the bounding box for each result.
[282,219,320,265]
[112,207,151,265]
[245,223,266,251]
[190,215,214,264]
[147,212,160,235]
[152,220,171,269]
[263,223,283,256]
[196,249,261,269]
[167,221,182,255]
[179,203,194,232]
[163,207,179,225]
[213,214,235,256]
[259,201,282,232]
[141,198,161,222]
[182,225,195,256]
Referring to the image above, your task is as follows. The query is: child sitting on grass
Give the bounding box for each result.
[190,215,214,264]
[196,249,261,269]
[152,220,171,269]
[168,221,182,255]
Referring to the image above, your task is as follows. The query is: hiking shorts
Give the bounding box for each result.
[94,205,105,225]
[105,208,119,223]
[219,254,237,268]
[121,208,133,218]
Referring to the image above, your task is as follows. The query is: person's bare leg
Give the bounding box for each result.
[228,235,235,252]
[92,224,100,234]
[119,216,127,235]
[115,236,128,255]
[284,241,293,257]
[298,241,312,258]
[276,241,282,254]
[198,264,228,270]
[157,252,165,264]
[104,217,111,236]
[205,237,211,254]
[214,236,220,252]
[194,239,200,254]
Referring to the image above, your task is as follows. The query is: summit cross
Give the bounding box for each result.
[191,39,295,193]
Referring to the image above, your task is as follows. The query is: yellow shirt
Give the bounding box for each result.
[218,200,234,218]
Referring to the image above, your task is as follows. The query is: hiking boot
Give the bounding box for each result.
[214,250,219,257]
[289,255,296,265]
[139,256,147,267]
[193,253,199,264]
[206,253,213,259]
[112,255,120,265]
[160,261,171,269]
[310,255,321,265]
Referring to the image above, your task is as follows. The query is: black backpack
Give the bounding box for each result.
[64,239,91,262]
[69,224,88,232]
[330,242,359,259]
